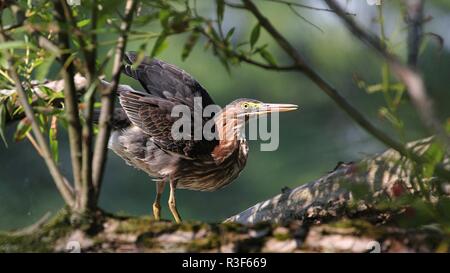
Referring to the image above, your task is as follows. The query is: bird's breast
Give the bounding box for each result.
[175,140,249,191]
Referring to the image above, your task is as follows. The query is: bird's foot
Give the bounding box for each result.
[152,202,161,221]
[168,200,182,223]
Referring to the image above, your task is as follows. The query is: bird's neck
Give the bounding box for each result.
[211,111,246,163]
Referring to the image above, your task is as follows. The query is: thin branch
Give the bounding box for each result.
[224,1,246,9]
[53,0,83,202]
[37,36,62,57]
[199,28,298,71]
[405,0,424,68]
[287,4,324,33]
[262,0,356,15]
[26,133,44,157]
[80,0,98,211]
[241,0,450,180]
[0,31,75,207]
[234,53,298,71]
[92,0,139,200]
[323,0,450,154]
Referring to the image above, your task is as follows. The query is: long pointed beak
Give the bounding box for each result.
[257,103,299,115]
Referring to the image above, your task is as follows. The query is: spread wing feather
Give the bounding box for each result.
[123,52,215,108]
[118,52,218,158]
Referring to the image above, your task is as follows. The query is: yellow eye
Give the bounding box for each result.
[242,103,249,109]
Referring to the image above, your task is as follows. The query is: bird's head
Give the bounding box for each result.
[225,98,298,119]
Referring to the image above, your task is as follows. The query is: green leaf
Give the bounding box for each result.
[0,103,8,147]
[159,9,171,28]
[0,41,34,50]
[38,113,47,133]
[259,49,277,66]
[366,84,383,94]
[208,26,221,42]
[378,107,402,128]
[76,18,91,28]
[250,24,261,49]
[14,118,31,142]
[203,39,212,51]
[49,117,59,163]
[225,27,235,42]
[182,30,200,61]
[151,33,169,58]
[446,118,450,134]
[216,0,225,22]
[253,44,268,54]
[423,142,445,178]
[216,52,230,74]
[170,11,189,33]
[35,55,56,82]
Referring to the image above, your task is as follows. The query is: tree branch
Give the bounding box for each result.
[92,0,139,200]
[53,0,83,203]
[262,0,356,15]
[50,0,98,210]
[80,0,98,211]
[405,0,424,68]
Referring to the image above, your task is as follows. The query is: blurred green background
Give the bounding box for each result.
[1,0,450,230]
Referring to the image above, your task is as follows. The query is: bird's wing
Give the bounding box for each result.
[119,52,219,158]
[119,87,218,159]
[123,51,215,109]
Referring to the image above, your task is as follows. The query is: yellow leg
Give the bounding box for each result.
[168,179,182,223]
[152,181,166,221]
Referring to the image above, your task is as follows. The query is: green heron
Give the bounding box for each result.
[107,52,298,223]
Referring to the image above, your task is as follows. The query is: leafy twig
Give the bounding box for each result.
[263,0,355,15]
[0,29,75,207]
[199,27,297,71]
